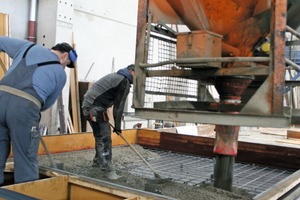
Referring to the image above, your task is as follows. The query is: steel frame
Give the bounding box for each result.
[132,0,300,127]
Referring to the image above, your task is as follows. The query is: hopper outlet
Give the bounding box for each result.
[214,76,254,103]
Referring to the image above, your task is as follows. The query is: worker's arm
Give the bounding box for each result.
[113,78,130,131]
[0,37,33,76]
[0,36,31,58]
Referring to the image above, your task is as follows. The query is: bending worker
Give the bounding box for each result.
[0,36,78,185]
[82,64,135,180]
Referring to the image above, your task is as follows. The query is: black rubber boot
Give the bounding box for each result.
[103,161,122,180]
[93,146,108,170]
[92,157,99,167]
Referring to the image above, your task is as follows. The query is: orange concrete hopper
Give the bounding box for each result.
[151,0,271,57]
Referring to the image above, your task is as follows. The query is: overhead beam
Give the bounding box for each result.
[135,107,291,128]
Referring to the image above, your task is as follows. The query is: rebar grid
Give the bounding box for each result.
[129,149,295,198]
[145,34,198,103]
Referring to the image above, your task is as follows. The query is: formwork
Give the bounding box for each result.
[2,129,300,199]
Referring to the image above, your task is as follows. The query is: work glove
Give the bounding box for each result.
[113,128,122,135]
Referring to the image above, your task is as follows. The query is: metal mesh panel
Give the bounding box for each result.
[285,33,300,108]
[129,149,295,198]
[145,34,198,102]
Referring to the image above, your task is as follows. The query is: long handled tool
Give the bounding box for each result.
[109,123,168,180]
[40,137,56,168]
[39,126,63,169]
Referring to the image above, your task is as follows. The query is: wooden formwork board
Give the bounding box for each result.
[8,130,137,157]
[2,175,149,200]
[67,177,145,200]
[69,184,123,200]
[287,129,300,139]
[2,176,69,200]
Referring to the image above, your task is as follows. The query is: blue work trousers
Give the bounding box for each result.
[0,93,41,184]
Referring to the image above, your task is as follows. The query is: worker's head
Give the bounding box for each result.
[51,42,78,68]
[127,64,135,77]
[117,64,135,84]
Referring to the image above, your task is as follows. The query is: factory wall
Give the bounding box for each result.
[0,0,140,132]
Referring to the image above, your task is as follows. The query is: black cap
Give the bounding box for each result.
[51,42,78,68]
[127,64,135,71]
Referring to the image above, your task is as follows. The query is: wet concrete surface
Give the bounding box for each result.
[38,145,252,200]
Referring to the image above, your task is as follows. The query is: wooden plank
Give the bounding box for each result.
[276,138,300,145]
[38,133,95,155]
[68,176,143,200]
[137,129,161,147]
[67,111,75,133]
[70,184,123,200]
[69,38,81,133]
[287,129,300,139]
[8,130,137,157]
[0,13,9,79]
[112,129,137,146]
[0,56,6,74]
[70,68,80,133]
[3,176,69,200]
[258,127,287,136]
[125,197,139,200]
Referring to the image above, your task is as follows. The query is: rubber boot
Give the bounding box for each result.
[94,146,108,170]
[92,142,99,167]
[102,150,122,180]
[92,156,99,167]
[104,161,122,180]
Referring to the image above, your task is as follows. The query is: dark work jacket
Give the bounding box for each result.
[82,73,131,131]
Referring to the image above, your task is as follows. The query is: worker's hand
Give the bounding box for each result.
[113,128,122,135]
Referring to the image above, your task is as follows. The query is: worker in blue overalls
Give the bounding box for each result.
[0,36,78,185]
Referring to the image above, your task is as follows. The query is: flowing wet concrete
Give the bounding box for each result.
[38,145,253,200]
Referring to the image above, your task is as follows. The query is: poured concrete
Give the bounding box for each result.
[37,145,265,200]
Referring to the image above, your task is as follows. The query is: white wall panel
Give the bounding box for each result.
[73,0,138,81]
[0,0,28,38]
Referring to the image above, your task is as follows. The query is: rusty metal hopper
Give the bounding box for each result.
[149,0,300,57]
[149,0,273,57]
[134,0,300,193]
[134,0,300,126]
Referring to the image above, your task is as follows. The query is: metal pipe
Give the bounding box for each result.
[213,76,253,192]
[139,57,270,68]
[27,0,38,43]
[213,154,234,191]
[285,58,300,72]
[286,25,300,39]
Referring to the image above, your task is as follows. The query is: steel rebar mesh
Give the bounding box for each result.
[129,149,295,198]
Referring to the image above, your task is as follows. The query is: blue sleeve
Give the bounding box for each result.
[0,37,33,76]
[0,36,30,58]
[33,66,67,111]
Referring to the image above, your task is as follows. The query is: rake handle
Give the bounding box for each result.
[120,133,161,176]
[40,137,56,168]
[110,123,161,178]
